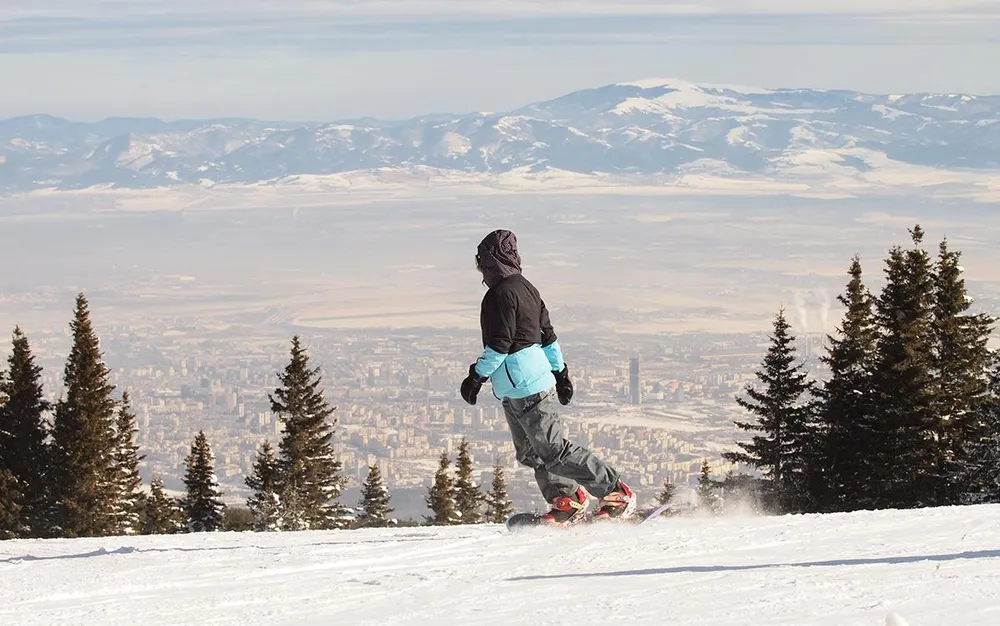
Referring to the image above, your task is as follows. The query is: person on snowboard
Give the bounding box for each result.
[460,228,636,525]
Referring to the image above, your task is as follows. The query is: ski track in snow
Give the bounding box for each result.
[3,505,1000,625]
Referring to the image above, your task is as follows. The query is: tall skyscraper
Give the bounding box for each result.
[629,357,641,405]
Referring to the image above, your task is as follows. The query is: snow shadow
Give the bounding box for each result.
[508,549,1000,581]
[0,545,233,564]
[0,531,481,565]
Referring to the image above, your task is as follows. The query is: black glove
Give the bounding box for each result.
[553,365,573,405]
[460,363,488,405]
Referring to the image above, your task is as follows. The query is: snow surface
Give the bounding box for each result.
[619,77,775,94]
[437,131,472,156]
[612,78,824,117]
[3,504,1000,625]
[611,97,679,117]
[613,79,764,113]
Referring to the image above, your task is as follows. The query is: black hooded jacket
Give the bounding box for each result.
[473,230,564,397]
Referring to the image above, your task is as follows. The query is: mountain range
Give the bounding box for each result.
[2,78,999,195]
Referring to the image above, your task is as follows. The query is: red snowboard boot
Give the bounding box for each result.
[539,488,588,526]
[592,480,637,521]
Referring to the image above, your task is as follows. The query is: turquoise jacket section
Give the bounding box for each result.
[475,340,564,400]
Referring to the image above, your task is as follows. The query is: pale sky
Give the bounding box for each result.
[2,0,1000,121]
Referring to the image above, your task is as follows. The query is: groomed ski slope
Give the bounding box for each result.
[3,504,1000,626]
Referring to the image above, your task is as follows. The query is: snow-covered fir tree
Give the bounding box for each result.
[871,227,938,509]
[270,336,347,530]
[108,391,145,535]
[696,460,722,515]
[356,463,393,527]
[484,459,513,524]
[144,477,184,535]
[50,294,120,537]
[656,479,676,507]
[0,327,52,537]
[0,465,21,539]
[245,441,283,531]
[976,396,1000,503]
[222,506,254,532]
[813,255,880,513]
[930,237,996,505]
[182,431,225,532]
[0,363,20,539]
[453,438,482,524]
[964,356,1000,503]
[718,471,765,515]
[425,451,459,525]
[723,308,818,513]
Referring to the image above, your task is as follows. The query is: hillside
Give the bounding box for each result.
[2,503,999,625]
[3,78,1000,199]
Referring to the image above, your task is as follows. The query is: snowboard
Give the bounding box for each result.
[505,501,672,533]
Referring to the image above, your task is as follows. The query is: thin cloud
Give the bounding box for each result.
[3,0,999,21]
[2,3,998,54]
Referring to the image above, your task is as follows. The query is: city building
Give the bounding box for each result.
[629,357,641,405]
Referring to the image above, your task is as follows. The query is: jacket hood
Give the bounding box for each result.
[477,229,522,288]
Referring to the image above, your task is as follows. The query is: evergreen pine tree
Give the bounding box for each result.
[357,463,393,527]
[718,471,765,515]
[425,451,459,525]
[870,226,938,508]
[0,366,20,540]
[50,294,119,537]
[270,336,347,530]
[696,460,722,515]
[0,327,52,537]
[181,431,225,532]
[453,438,482,524]
[930,237,996,505]
[484,459,513,523]
[964,356,1000,503]
[143,477,184,535]
[108,392,145,535]
[814,256,880,512]
[245,441,283,531]
[656,478,677,507]
[723,308,818,513]
[0,465,21,539]
[222,506,254,532]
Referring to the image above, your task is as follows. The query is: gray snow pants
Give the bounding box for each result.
[502,388,621,503]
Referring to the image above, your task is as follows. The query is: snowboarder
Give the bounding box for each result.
[460,229,636,525]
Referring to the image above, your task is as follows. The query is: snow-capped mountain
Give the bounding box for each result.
[2,78,999,193]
